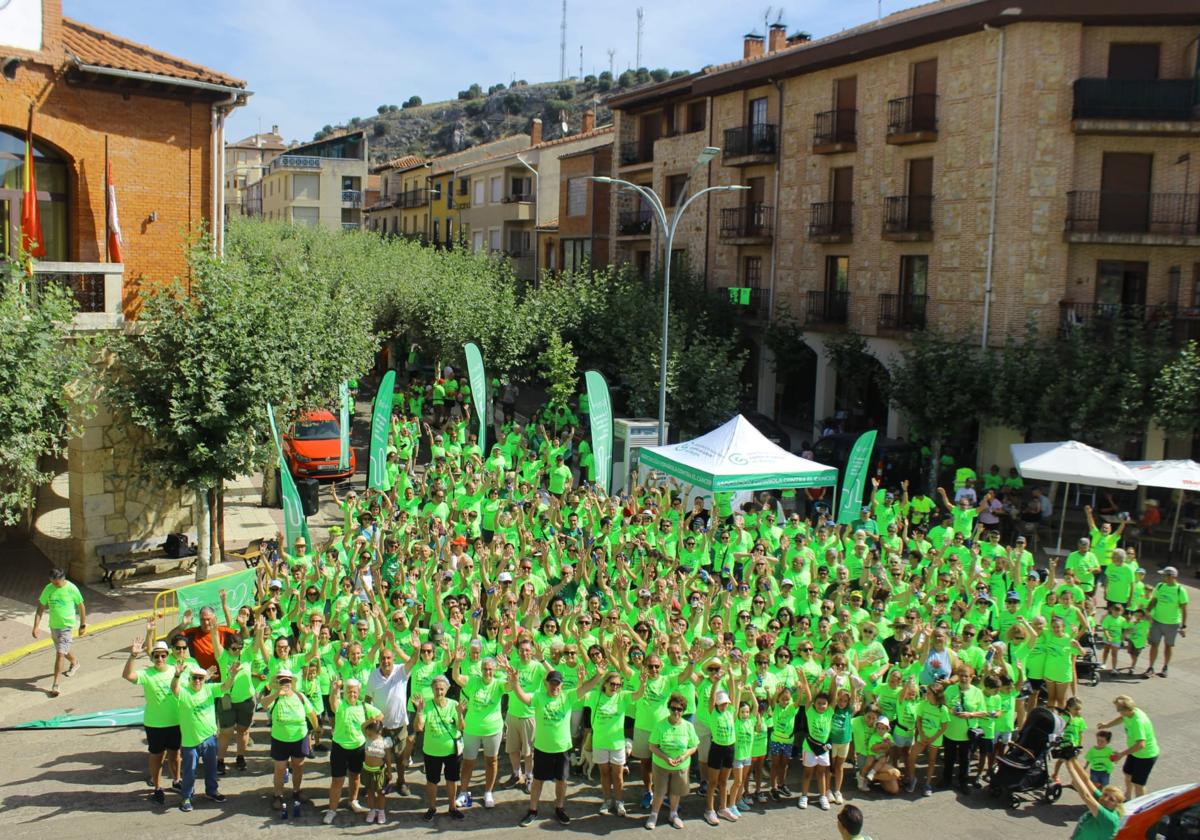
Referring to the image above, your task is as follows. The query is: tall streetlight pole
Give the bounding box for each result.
[592,147,748,445]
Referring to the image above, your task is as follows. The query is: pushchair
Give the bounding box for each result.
[987,706,1065,808]
[1075,631,1102,687]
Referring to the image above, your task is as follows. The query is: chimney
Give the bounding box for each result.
[581,109,595,134]
[271,124,279,135]
[787,31,812,46]
[531,118,543,146]
[768,23,787,53]
[743,33,765,61]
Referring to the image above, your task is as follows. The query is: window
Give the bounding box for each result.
[749,97,768,126]
[1096,260,1148,306]
[566,177,588,217]
[2,129,71,261]
[899,255,928,297]
[687,101,706,133]
[472,230,484,252]
[663,104,676,136]
[743,255,763,287]
[473,179,485,206]
[292,206,320,227]
[446,219,454,247]
[508,229,531,255]
[489,228,501,252]
[432,220,440,243]
[825,256,849,293]
[490,176,503,203]
[561,238,592,272]
[458,177,469,196]
[666,173,688,207]
[430,183,442,201]
[1149,801,1200,839]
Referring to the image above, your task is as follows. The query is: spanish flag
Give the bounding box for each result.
[21,108,45,261]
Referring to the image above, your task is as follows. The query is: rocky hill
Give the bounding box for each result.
[313,69,689,164]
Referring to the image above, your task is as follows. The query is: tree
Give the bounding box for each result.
[376,105,388,115]
[582,74,596,87]
[557,83,575,100]
[464,100,485,118]
[372,121,387,137]
[0,263,96,525]
[539,332,579,407]
[618,70,636,88]
[990,319,1053,435]
[348,117,361,128]
[670,69,690,78]
[402,95,422,109]
[1153,341,1200,435]
[458,83,483,100]
[596,77,612,92]
[487,83,506,95]
[503,92,523,114]
[650,67,670,82]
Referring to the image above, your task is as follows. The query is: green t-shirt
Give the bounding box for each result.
[710,706,736,746]
[463,675,506,737]
[532,689,573,753]
[38,581,83,630]
[1070,798,1120,840]
[1103,563,1135,605]
[1123,708,1159,759]
[1085,745,1115,773]
[217,648,255,703]
[634,674,670,731]
[650,718,698,770]
[805,705,834,743]
[506,659,548,718]
[771,704,800,742]
[333,700,382,750]
[269,692,315,743]
[917,700,950,746]
[176,682,218,748]
[1149,582,1188,625]
[590,689,632,751]
[137,667,180,728]
[422,698,461,757]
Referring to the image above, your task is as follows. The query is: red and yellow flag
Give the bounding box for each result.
[21,108,45,260]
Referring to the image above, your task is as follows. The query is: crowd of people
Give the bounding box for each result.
[95,378,1187,835]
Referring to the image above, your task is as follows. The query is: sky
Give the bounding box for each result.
[65,0,890,144]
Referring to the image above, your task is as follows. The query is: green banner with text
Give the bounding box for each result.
[464,342,487,454]
[836,429,877,525]
[177,568,258,624]
[267,404,311,548]
[368,370,396,490]
[585,370,613,494]
[338,381,351,471]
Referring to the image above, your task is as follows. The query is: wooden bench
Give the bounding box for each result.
[96,536,195,588]
[226,538,265,570]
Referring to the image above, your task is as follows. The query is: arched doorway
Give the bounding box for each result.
[0,127,70,261]
[833,354,889,434]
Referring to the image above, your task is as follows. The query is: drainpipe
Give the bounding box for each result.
[766,78,784,415]
[981,24,1005,348]
[211,91,239,257]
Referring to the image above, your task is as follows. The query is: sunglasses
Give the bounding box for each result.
[151,652,168,658]
[669,705,686,713]
[174,646,189,651]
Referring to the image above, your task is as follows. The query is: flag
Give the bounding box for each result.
[106,159,124,263]
[20,108,45,262]
[266,404,312,548]
[585,370,614,494]
[368,370,396,490]
[836,430,877,525]
[463,342,487,454]
[338,381,351,471]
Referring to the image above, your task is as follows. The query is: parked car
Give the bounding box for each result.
[283,410,355,480]
[1116,782,1200,838]
[810,433,923,492]
[740,411,793,453]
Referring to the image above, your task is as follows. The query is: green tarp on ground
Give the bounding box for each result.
[5,707,144,730]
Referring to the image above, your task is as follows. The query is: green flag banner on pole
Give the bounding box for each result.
[368,370,396,490]
[464,342,487,454]
[176,568,258,625]
[267,404,311,548]
[338,381,351,471]
[585,369,614,495]
[5,707,145,730]
[836,429,878,525]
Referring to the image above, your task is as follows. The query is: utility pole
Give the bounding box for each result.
[635,7,644,69]
[579,45,583,79]
[560,0,568,81]
[607,48,616,77]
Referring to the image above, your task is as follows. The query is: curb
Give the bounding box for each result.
[0,609,156,667]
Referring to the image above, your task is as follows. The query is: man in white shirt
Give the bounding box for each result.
[365,645,414,795]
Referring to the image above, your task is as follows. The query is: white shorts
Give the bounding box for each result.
[462,732,502,759]
[594,747,627,765]
[802,749,831,768]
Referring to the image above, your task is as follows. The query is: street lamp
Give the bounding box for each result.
[592,146,749,445]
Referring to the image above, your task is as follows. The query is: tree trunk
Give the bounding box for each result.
[928,437,942,495]
[216,479,226,561]
[208,485,220,569]
[195,487,211,581]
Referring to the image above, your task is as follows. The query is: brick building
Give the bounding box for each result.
[607,0,1198,461]
[557,141,612,271]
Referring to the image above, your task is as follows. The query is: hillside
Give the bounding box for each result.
[313,69,689,163]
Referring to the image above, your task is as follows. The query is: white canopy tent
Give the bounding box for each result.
[1127,460,1200,551]
[1010,440,1139,549]
[638,414,838,492]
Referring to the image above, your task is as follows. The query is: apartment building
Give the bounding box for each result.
[427,135,532,250]
[557,142,613,271]
[366,155,427,238]
[224,125,285,220]
[456,114,612,281]
[258,130,368,230]
[607,0,1199,449]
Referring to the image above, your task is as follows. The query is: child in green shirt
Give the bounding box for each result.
[1084,730,1116,787]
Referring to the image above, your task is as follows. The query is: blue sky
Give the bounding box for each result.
[65,0,888,144]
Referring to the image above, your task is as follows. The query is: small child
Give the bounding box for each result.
[1125,608,1150,672]
[1084,730,1116,788]
[1051,697,1086,784]
[1099,603,1128,672]
[360,719,392,824]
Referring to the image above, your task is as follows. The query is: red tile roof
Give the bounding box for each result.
[531,124,613,150]
[61,17,246,88]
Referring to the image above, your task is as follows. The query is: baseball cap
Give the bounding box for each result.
[781,578,795,587]
[276,668,295,680]
[876,716,890,727]
[1136,567,1147,576]
[152,640,169,652]
[269,578,283,589]
[1005,591,1020,603]
[714,690,731,705]
[1161,566,1179,577]
[546,670,564,684]
[190,665,208,677]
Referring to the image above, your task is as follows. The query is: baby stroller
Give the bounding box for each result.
[988,706,1065,809]
[1075,631,1102,687]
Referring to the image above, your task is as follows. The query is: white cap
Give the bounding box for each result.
[876,715,890,727]
[781,578,795,587]
[714,690,731,705]
[190,665,208,676]
[269,578,283,588]
[276,668,295,680]
[498,571,513,582]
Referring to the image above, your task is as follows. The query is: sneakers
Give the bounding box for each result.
[818,795,830,811]
[151,788,165,804]
[797,795,809,809]
[857,775,870,792]
[704,810,720,826]
[641,790,654,809]
[423,808,437,822]
[235,755,247,771]
[905,776,918,794]
[923,785,933,798]
[1158,667,1169,678]
[669,814,684,829]
[449,808,465,821]
[217,760,227,776]
[698,781,708,796]
[555,807,571,825]
[519,810,537,827]
[348,799,369,814]
[205,793,226,803]
[292,799,302,818]
[615,801,628,817]
[756,791,768,804]
[779,784,792,797]
[397,782,410,796]
[717,807,739,822]
[323,809,337,825]
[376,810,388,825]
[1141,667,1154,680]
[830,790,844,805]
[282,768,290,785]
[770,787,782,801]
[645,813,658,830]
[65,662,79,678]
[179,799,193,813]
[171,780,183,792]
[483,791,496,809]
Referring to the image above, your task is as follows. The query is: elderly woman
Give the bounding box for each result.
[1098,694,1160,800]
[414,675,465,821]
[323,678,382,824]
[262,668,320,819]
[646,692,699,829]
[452,651,505,808]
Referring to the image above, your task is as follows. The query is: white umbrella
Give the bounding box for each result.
[1011,441,1139,549]
[1126,460,1200,551]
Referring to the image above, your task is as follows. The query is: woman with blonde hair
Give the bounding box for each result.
[1097,694,1160,800]
[1064,755,1124,840]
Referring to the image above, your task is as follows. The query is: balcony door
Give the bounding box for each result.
[1100,152,1152,233]
[907,158,933,229]
[749,97,768,126]
[1107,43,1159,80]
[747,176,766,233]
[831,167,853,231]
[834,77,857,141]
[911,59,938,130]
[1096,260,1147,308]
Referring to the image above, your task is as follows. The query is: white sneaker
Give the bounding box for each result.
[376,810,388,825]
[717,807,739,822]
[615,801,628,817]
[456,793,469,808]
[831,790,843,805]
[818,795,830,811]
[323,809,337,825]
[645,813,658,830]
[364,809,376,824]
[348,799,369,814]
[857,776,870,792]
[484,791,495,809]
[797,796,809,809]
[703,810,720,826]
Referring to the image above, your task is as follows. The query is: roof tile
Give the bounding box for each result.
[62,17,246,88]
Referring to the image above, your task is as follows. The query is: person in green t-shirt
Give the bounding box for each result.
[1099,695,1160,799]
[1144,567,1189,678]
[645,693,699,830]
[909,682,951,796]
[1084,730,1116,788]
[324,678,383,823]
[262,669,320,811]
[510,668,575,826]
[170,663,225,810]
[413,675,465,822]
[453,652,506,808]
[1064,755,1124,840]
[122,635,181,802]
[33,568,87,698]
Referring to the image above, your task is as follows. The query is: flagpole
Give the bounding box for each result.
[104,135,110,263]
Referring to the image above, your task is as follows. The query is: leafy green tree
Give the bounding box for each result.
[539,332,579,407]
[650,68,670,82]
[503,92,523,114]
[618,70,636,88]
[373,122,387,137]
[458,83,483,100]
[464,100,485,117]
[0,263,96,525]
[402,95,422,108]
[557,83,575,100]
[1153,340,1200,435]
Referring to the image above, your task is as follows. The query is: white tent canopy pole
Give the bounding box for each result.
[1127,460,1200,553]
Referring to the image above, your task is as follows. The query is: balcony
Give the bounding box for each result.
[723,124,778,166]
[271,154,323,171]
[808,201,854,243]
[878,293,927,331]
[341,222,361,231]
[32,262,124,330]
[812,109,857,154]
[1057,301,1200,344]
[1072,79,1198,135]
[806,290,850,329]
[886,94,938,144]
[397,188,429,209]
[718,204,773,244]
[341,189,362,207]
[502,192,534,204]
[718,286,768,319]
[619,140,654,168]
[1064,191,1200,246]
[883,195,934,241]
[617,208,653,236]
